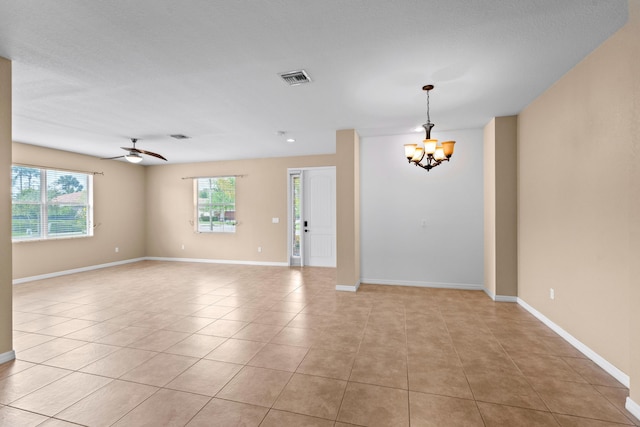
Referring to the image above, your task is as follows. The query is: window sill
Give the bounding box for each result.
[12,234,93,243]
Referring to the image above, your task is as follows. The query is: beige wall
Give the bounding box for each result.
[518,1,637,380]
[632,104,640,403]
[483,120,497,297]
[627,0,640,407]
[12,143,147,279]
[145,154,335,263]
[336,129,360,289]
[484,116,518,298]
[10,146,337,273]
[0,57,12,356]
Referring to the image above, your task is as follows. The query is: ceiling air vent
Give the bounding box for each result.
[170,134,191,140]
[279,70,312,86]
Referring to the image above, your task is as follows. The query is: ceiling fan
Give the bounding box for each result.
[101,138,167,163]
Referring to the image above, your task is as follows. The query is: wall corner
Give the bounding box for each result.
[0,57,13,357]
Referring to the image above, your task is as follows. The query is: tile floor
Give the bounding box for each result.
[1,261,638,426]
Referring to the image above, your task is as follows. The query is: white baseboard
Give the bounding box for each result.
[517,298,630,388]
[336,281,360,292]
[625,397,640,422]
[495,295,518,302]
[12,256,291,284]
[360,278,482,291]
[483,287,518,302]
[0,350,16,364]
[12,258,146,285]
[145,257,288,267]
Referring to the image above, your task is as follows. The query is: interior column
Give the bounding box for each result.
[336,129,360,291]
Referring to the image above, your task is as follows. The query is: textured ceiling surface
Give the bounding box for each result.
[0,1,628,164]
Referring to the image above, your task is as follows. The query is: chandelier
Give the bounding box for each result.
[404,85,456,171]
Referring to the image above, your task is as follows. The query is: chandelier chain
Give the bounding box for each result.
[426,89,431,124]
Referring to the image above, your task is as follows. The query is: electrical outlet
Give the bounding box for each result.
[258,246,262,253]
[115,247,119,253]
[550,288,555,300]
[272,217,279,224]
[181,244,185,250]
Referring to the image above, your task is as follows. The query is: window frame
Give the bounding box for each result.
[194,176,237,233]
[11,165,94,242]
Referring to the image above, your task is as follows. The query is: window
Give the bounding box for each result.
[11,166,93,241]
[195,176,236,233]
[291,173,301,257]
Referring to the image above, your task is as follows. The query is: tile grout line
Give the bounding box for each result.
[333,304,372,425]
[404,306,412,427]
[9,264,636,426]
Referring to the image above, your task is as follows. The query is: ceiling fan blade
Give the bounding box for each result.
[113,140,166,161]
[100,155,125,160]
[121,146,142,153]
[138,149,168,161]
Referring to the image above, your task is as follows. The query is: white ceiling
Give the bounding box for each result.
[0,1,628,165]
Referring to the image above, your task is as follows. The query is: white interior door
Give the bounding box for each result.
[302,168,336,267]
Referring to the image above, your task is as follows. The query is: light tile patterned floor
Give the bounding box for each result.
[1,261,638,426]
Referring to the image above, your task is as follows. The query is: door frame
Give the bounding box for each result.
[287,166,336,267]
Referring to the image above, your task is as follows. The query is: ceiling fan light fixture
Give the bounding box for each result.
[125,153,143,163]
[100,138,167,162]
